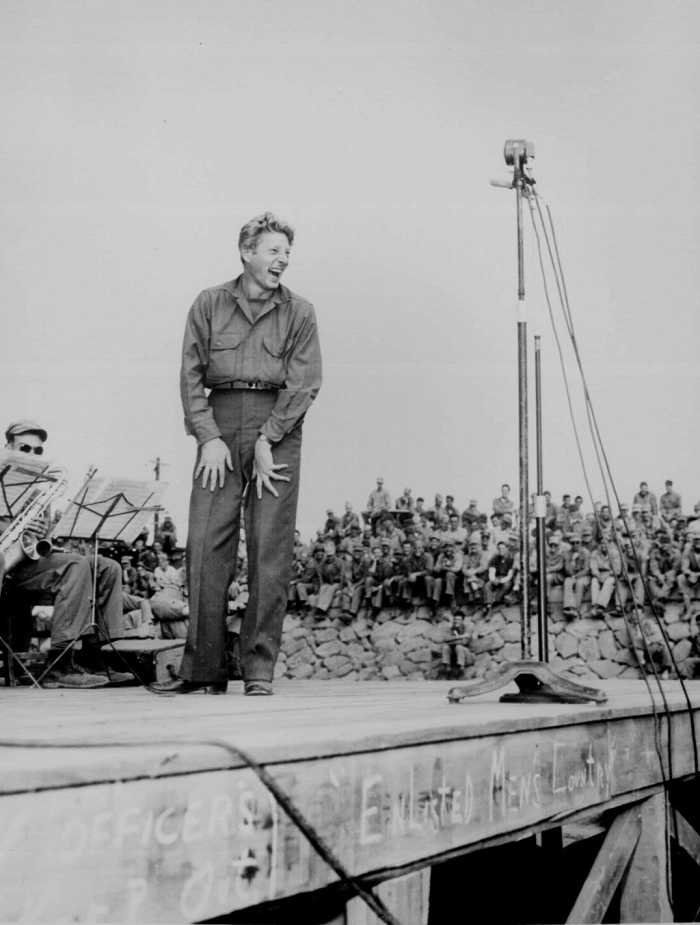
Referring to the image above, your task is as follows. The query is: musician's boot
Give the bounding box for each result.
[77,636,136,686]
[42,646,109,689]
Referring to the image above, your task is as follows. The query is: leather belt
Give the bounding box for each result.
[212,380,281,391]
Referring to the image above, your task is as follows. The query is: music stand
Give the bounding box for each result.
[0,450,63,527]
[34,472,168,686]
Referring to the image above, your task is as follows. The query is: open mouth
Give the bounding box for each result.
[269,268,284,281]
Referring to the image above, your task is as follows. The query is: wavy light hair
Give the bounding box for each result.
[238,212,295,262]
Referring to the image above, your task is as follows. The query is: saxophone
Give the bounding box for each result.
[0,468,69,574]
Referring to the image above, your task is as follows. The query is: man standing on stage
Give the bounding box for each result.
[150,212,322,696]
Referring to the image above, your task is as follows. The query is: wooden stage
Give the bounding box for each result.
[1,679,700,924]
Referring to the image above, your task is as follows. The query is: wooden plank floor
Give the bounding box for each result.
[2,680,698,782]
[1,680,699,923]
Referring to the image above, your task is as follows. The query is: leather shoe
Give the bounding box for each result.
[148,678,228,695]
[244,680,273,696]
[106,669,137,685]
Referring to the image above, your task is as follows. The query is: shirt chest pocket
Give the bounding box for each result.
[262,336,289,358]
[258,336,289,380]
[207,334,243,381]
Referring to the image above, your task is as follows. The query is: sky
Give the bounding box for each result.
[2,0,699,544]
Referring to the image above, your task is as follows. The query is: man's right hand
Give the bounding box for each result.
[195,437,234,491]
[24,514,49,539]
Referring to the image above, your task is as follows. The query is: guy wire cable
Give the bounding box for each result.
[539,195,699,775]
[525,190,671,746]
[526,199,668,687]
[527,191,678,740]
[528,192,690,904]
[531,200,687,901]
[0,734,404,925]
[530,189,691,716]
[529,195,676,707]
[545,191,700,674]
[526,191,677,903]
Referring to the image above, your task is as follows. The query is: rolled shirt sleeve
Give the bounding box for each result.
[180,291,223,445]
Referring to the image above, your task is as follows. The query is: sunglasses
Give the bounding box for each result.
[17,443,44,456]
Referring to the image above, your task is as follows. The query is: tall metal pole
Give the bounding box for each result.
[153,456,161,539]
[514,158,531,660]
[534,335,548,661]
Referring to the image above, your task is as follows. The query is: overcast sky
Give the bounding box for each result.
[2,0,699,543]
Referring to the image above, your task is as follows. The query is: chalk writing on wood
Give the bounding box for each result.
[0,714,678,923]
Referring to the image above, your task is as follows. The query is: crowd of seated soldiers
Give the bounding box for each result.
[53,515,189,640]
[288,477,700,626]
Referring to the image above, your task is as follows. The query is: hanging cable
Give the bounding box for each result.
[539,196,699,774]
[524,191,672,725]
[525,189,678,900]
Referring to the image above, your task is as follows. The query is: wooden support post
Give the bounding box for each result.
[345,869,431,925]
[672,808,700,868]
[566,804,641,924]
[619,792,673,924]
[541,826,564,853]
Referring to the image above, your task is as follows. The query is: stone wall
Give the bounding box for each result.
[275,591,697,683]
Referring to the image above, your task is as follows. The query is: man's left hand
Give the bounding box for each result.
[253,437,290,499]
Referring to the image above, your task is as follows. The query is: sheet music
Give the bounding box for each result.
[55,475,168,544]
[0,450,62,520]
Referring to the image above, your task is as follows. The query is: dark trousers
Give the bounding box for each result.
[180,391,302,684]
[7,552,124,647]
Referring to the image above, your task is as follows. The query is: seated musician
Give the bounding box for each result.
[1,419,131,688]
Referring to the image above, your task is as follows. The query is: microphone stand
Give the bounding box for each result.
[448,140,605,705]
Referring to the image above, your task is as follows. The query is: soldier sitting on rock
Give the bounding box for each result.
[397,538,434,611]
[545,534,566,600]
[617,536,647,614]
[431,541,463,617]
[462,537,488,609]
[648,532,681,606]
[292,546,325,610]
[461,499,483,533]
[339,501,361,537]
[590,539,622,618]
[678,534,700,618]
[484,541,515,615]
[382,539,413,610]
[440,610,474,678]
[507,534,521,602]
[630,615,672,678]
[287,547,311,611]
[314,542,345,619]
[594,505,617,545]
[563,533,591,619]
[339,542,372,621]
[375,514,405,553]
[364,541,396,618]
[681,615,700,679]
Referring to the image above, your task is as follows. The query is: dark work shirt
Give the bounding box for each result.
[488,552,514,578]
[181,275,322,445]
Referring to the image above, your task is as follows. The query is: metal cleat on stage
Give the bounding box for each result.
[447,660,608,704]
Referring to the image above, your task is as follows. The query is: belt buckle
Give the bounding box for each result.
[248,381,257,390]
